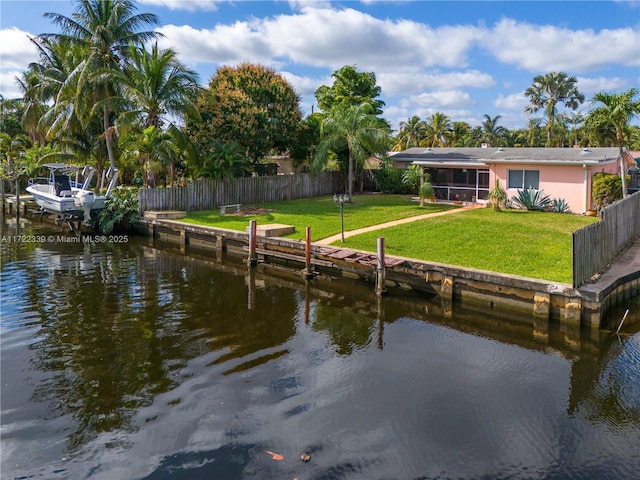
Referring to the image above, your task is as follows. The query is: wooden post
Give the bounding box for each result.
[248,219,257,267]
[375,237,387,296]
[302,226,314,279]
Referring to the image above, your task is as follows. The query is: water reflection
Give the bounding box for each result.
[1,221,639,479]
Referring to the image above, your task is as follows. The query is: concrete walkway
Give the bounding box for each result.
[316,203,482,245]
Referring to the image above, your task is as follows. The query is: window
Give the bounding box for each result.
[508,169,539,189]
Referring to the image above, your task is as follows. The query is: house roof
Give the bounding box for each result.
[392,147,622,167]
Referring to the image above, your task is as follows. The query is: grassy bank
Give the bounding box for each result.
[180,194,457,240]
[342,208,598,283]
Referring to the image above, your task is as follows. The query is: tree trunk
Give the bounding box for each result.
[347,151,353,201]
[104,108,117,170]
[619,135,627,198]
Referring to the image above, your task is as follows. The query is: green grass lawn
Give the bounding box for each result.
[180,194,457,241]
[341,208,599,284]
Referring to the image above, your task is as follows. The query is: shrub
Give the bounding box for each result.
[98,186,139,234]
[375,166,412,194]
[487,179,507,211]
[418,181,435,206]
[512,188,552,211]
[552,198,571,214]
[592,172,623,209]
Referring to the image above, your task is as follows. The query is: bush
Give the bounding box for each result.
[487,179,507,211]
[375,167,412,194]
[592,172,623,209]
[98,186,139,234]
[512,188,552,211]
[552,198,571,214]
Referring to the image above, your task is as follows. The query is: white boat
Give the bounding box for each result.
[26,163,119,226]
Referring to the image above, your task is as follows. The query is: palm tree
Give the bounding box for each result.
[524,71,585,146]
[198,141,252,181]
[40,0,161,169]
[421,112,453,148]
[480,114,507,147]
[313,102,390,200]
[117,43,200,130]
[392,116,426,151]
[450,121,471,146]
[588,88,640,198]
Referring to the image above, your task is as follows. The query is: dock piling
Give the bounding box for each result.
[375,237,387,296]
[248,220,257,267]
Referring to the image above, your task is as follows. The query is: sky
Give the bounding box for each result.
[1,0,639,132]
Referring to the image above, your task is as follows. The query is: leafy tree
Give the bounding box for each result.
[193,63,302,163]
[421,112,453,148]
[198,141,253,181]
[480,114,508,147]
[392,116,426,151]
[587,88,640,198]
[117,43,200,130]
[0,133,35,202]
[524,71,585,146]
[313,102,390,200]
[315,65,384,114]
[40,0,161,169]
[120,125,179,188]
[450,121,471,147]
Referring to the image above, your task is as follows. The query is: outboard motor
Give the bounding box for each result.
[75,190,96,224]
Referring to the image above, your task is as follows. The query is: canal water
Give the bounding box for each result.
[1,220,639,479]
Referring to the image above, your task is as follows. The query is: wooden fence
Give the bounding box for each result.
[572,191,640,288]
[138,172,342,213]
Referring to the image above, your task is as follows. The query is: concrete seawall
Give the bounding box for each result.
[140,217,639,329]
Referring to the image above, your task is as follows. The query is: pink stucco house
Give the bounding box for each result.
[391,147,631,214]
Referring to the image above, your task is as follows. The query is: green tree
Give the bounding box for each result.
[587,88,640,198]
[193,63,302,163]
[480,114,507,147]
[117,43,200,130]
[524,71,585,146]
[450,121,471,147]
[392,116,426,151]
[198,141,253,181]
[40,0,161,169]
[315,65,384,114]
[313,102,390,200]
[421,112,453,148]
[120,125,178,188]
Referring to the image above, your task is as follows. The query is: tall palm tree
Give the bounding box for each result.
[40,0,161,169]
[117,43,200,130]
[450,121,471,147]
[392,116,426,151]
[481,114,508,147]
[421,112,453,148]
[588,88,640,198]
[524,71,585,146]
[313,102,390,200]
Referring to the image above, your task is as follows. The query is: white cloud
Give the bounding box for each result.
[279,71,329,97]
[405,90,476,109]
[379,70,494,97]
[0,70,24,100]
[0,27,38,70]
[156,7,481,74]
[494,92,528,111]
[140,0,221,11]
[576,76,631,95]
[481,19,640,73]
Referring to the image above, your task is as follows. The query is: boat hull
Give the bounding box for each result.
[26,185,107,219]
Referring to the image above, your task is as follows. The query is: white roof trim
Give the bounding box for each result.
[412,161,488,167]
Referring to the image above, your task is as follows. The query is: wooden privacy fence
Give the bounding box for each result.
[573,191,640,288]
[138,172,342,214]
